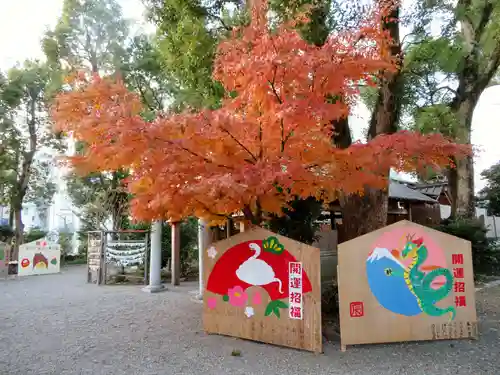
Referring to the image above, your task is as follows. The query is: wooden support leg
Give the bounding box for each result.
[171,222,181,286]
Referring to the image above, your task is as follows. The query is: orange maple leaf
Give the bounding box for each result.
[51,0,470,224]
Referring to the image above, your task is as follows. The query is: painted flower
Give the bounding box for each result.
[207,297,217,310]
[252,291,262,306]
[227,286,248,307]
[245,306,254,318]
[207,246,218,259]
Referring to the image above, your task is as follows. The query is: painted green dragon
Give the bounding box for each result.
[401,234,456,320]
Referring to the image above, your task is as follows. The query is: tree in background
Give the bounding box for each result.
[0,61,64,258]
[120,35,172,115]
[144,0,245,111]
[273,0,406,241]
[144,0,390,241]
[394,0,500,218]
[43,0,128,74]
[52,1,469,227]
[43,0,131,234]
[478,161,500,217]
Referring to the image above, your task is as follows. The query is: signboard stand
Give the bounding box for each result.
[338,220,478,350]
[203,228,322,353]
[0,241,8,279]
[18,238,61,276]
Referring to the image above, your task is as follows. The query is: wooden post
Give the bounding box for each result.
[197,218,210,299]
[239,220,247,233]
[98,234,105,285]
[171,221,181,286]
[143,231,149,285]
[143,221,165,293]
[226,218,232,238]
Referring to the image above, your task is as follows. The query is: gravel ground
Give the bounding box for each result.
[0,266,499,375]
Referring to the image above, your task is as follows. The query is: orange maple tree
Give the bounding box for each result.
[52,0,470,224]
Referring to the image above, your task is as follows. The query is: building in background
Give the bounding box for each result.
[0,137,80,253]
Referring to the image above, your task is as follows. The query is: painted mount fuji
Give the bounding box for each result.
[366,247,422,317]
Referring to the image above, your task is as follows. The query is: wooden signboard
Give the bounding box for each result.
[338,220,477,350]
[0,241,8,278]
[18,238,61,276]
[87,231,103,284]
[203,228,322,353]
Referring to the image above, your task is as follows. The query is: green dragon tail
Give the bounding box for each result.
[419,268,456,320]
[421,303,456,321]
[421,268,454,301]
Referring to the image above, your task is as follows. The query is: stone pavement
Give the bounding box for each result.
[0,266,498,375]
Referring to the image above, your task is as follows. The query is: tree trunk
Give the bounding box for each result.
[8,203,14,227]
[446,1,500,218]
[449,94,478,219]
[12,202,23,261]
[338,187,389,243]
[11,93,38,260]
[338,2,402,243]
[449,155,475,218]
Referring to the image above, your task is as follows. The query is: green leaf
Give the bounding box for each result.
[222,295,229,302]
[274,306,281,319]
[274,300,288,309]
[264,302,274,316]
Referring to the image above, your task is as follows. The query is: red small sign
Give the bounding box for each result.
[350,301,364,317]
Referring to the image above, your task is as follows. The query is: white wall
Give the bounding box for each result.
[440,205,500,238]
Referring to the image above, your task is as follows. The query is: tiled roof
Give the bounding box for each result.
[389,181,438,203]
[410,183,446,198]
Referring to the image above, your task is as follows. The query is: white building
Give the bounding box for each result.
[0,137,81,252]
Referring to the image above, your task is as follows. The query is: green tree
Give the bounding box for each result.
[478,161,500,216]
[144,0,246,111]
[44,0,132,234]
[1,61,64,257]
[43,0,128,73]
[142,0,399,241]
[65,169,130,232]
[120,35,172,114]
[401,0,500,218]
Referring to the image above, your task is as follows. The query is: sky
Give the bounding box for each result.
[1,0,499,192]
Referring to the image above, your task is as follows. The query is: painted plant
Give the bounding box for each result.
[206,236,311,318]
[367,231,455,320]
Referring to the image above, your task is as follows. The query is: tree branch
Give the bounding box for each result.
[205,11,232,31]
[480,42,500,88]
[219,127,258,162]
[268,65,283,104]
[475,1,494,42]
[194,198,230,220]
[152,136,232,169]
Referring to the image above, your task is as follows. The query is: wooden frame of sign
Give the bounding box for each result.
[0,241,8,278]
[18,238,61,276]
[338,220,478,351]
[203,228,322,353]
[87,231,104,284]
